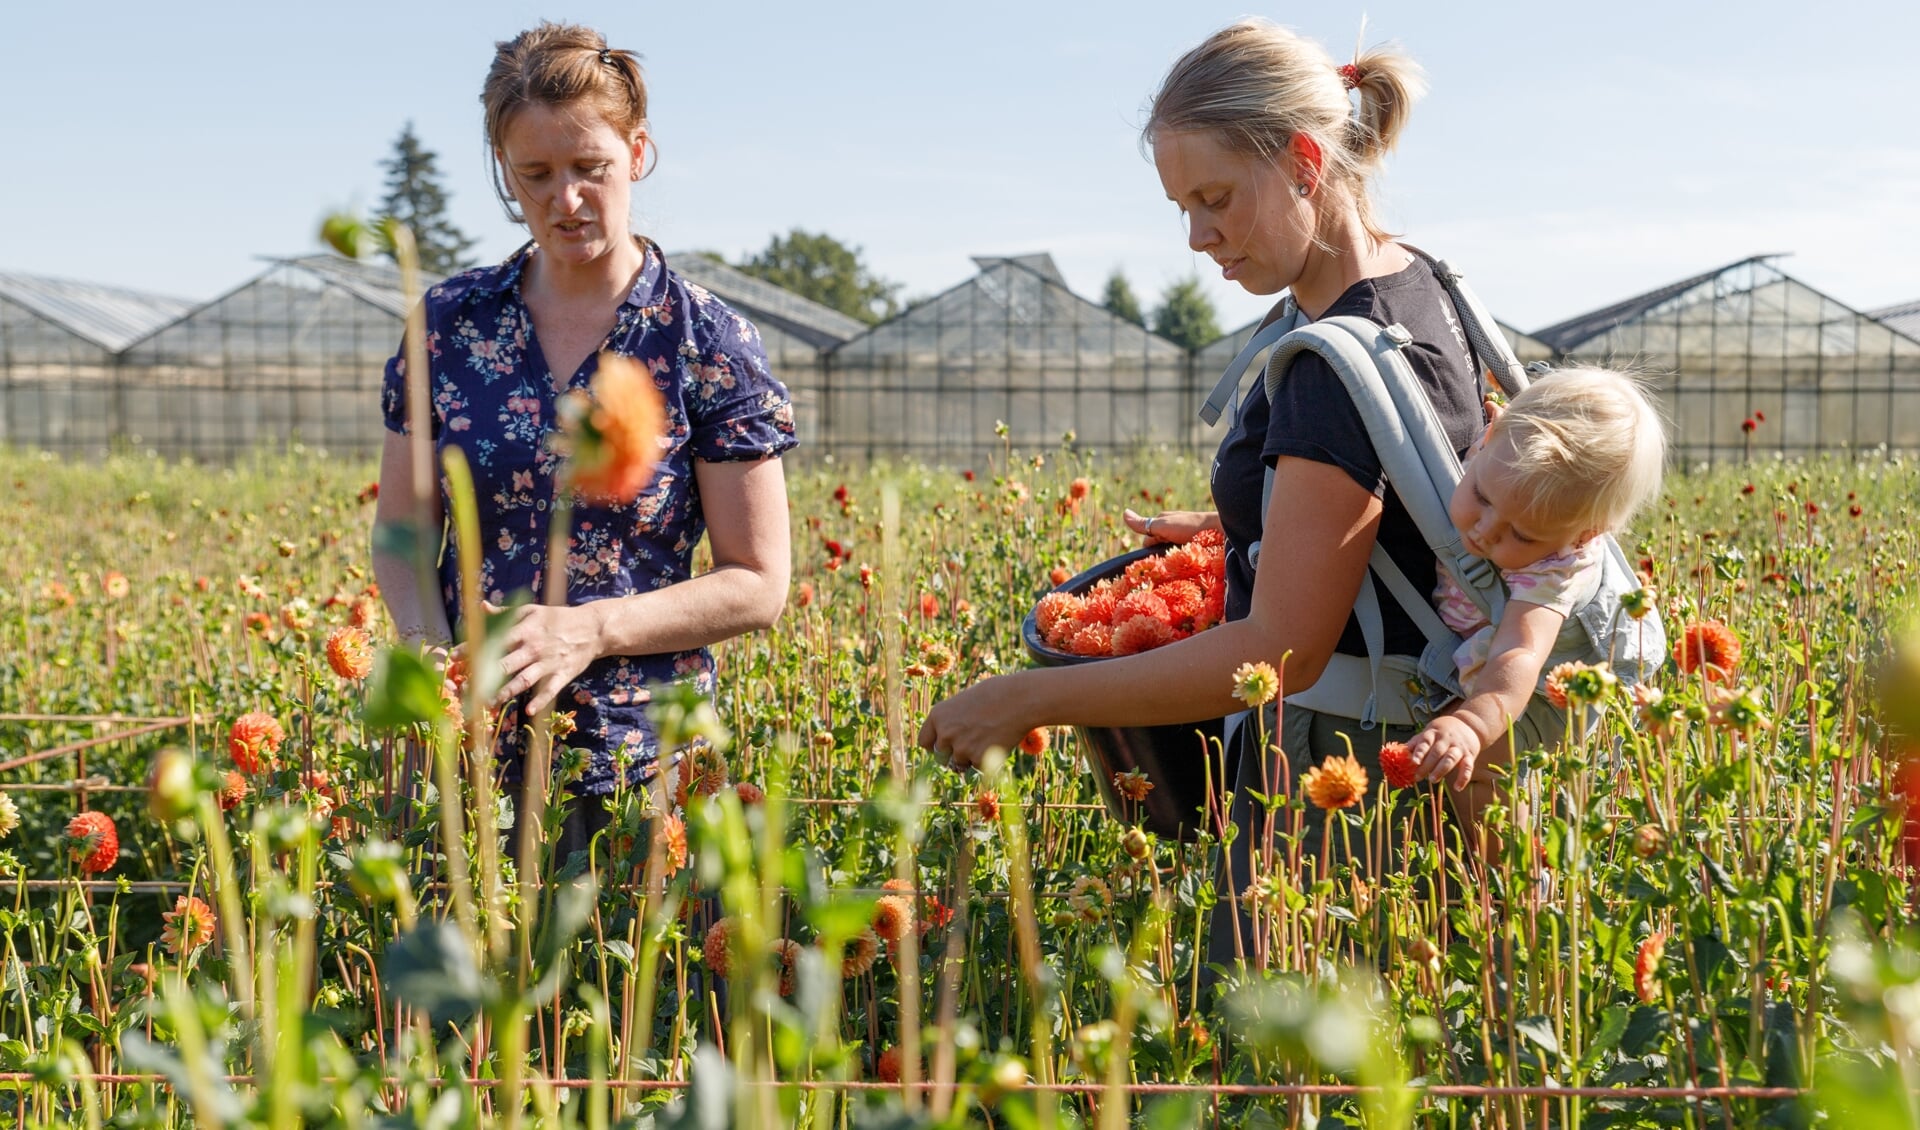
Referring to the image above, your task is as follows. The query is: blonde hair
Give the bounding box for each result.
[481,22,650,224]
[1143,19,1426,246]
[1485,368,1667,536]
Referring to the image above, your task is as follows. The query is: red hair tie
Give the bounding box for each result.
[1337,63,1363,90]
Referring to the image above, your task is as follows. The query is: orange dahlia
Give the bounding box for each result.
[1112,768,1155,802]
[1302,753,1369,811]
[559,352,666,504]
[217,770,250,811]
[67,811,119,874]
[1378,741,1419,789]
[1111,615,1177,656]
[872,895,914,943]
[1019,728,1050,756]
[660,813,689,874]
[1067,621,1113,656]
[1634,930,1667,1004]
[733,781,765,806]
[1674,621,1742,682]
[876,1045,906,1084]
[324,626,374,680]
[160,895,216,957]
[1068,875,1113,922]
[974,788,1001,823]
[228,712,285,774]
[702,918,736,978]
[841,929,880,978]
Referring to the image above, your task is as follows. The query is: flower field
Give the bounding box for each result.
[4,442,1920,1128]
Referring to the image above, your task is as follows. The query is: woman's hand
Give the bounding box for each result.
[491,601,603,715]
[918,672,1038,772]
[1121,508,1220,547]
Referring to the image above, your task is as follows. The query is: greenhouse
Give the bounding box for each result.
[821,254,1198,460]
[1535,255,1920,462]
[114,255,432,460]
[0,271,193,453]
[1871,298,1920,343]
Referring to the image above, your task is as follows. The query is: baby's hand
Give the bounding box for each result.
[1406,714,1483,792]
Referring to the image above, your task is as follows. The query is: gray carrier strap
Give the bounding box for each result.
[1251,317,1506,629]
[1407,248,1531,401]
[1197,298,1303,427]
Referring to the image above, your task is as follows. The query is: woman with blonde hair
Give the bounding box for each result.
[920,19,1480,963]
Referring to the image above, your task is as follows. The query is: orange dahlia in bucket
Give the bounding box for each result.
[557,351,667,505]
[67,811,119,874]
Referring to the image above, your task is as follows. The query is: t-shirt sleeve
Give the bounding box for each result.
[380,300,438,439]
[1261,351,1385,496]
[682,304,798,462]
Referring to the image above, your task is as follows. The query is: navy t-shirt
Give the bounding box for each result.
[1210,255,1484,659]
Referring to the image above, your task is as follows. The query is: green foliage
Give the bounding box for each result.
[376,121,477,277]
[1151,275,1221,350]
[1101,270,1145,328]
[734,229,900,325]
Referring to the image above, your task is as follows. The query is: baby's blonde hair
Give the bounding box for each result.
[1484,367,1666,536]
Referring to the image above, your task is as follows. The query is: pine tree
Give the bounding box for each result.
[736,230,900,325]
[1152,276,1222,351]
[377,122,477,277]
[1102,270,1146,327]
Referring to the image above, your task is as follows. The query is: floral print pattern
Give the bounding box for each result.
[1435,540,1603,691]
[383,239,796,794]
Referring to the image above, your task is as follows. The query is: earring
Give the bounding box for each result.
[1296,183,1311,197]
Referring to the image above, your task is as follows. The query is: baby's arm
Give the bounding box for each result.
[1408,600,1567,790]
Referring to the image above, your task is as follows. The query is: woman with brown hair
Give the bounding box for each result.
[373,22,795,861]
[919,19,1483,964]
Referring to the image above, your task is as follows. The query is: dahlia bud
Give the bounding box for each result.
[1632,823,1667,859]
[1121,827,1150,860]
[147,747,198,822]
[1407,937,1442,969]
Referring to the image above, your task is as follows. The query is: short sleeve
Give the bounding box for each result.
[1506,544,1605,616]
[1262,352,1384,496]
[380,304,439,440]
[682,306,798,462]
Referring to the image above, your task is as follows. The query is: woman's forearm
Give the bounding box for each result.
[372,543,453,647]
[582,562,788,660]
[1007,615,1332,732]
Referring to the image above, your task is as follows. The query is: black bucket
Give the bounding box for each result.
[1021,545,1231,842]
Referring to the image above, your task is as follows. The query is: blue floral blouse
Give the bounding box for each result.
[382,239,797,795]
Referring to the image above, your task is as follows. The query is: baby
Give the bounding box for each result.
[1407,367,1665,792]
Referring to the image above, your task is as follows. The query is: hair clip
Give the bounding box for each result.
[599,48,613,66]
[1337,63,1362,90]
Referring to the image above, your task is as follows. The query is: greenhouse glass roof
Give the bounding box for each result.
[1870,299,1920,342]
[668,252,868,349]
[0,271,195,352]
[1532,255,1789,352]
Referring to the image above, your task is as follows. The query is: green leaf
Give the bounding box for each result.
[1144,1093,1203,1130]
[1586,1003,1631,1064]
[362,645,445,731]
[1514,1015,1560,1058]
[806,895,879,945]
[120,1032,244,1122]
[384,921,487,1030]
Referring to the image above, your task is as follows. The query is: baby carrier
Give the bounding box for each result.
[1199,251,1664,752]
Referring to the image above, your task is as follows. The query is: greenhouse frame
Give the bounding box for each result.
[0,272,194,454]
[1535,256,1920,462]
[821,254,1198,460]
[5,249,1919,465]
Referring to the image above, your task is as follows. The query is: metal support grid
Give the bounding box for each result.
[0,1072,1809,1102]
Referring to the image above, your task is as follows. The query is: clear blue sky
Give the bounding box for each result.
[4,1,1915,334]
